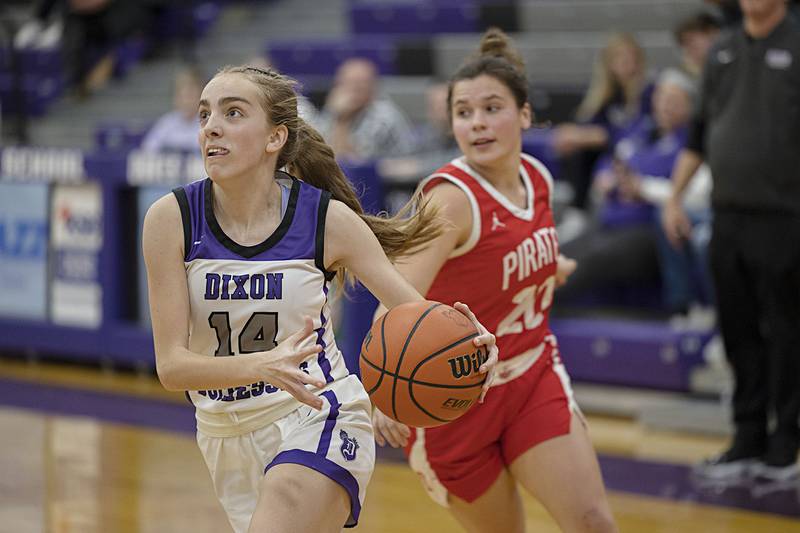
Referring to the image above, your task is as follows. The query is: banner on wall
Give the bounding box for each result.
[0,147,84,183]
[126,151,204,186]
[49,183,103,328]
[0,183,49,320]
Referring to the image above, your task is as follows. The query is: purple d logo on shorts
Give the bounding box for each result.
[339,430,359,461]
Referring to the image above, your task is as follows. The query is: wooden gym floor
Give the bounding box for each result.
[0,357,797,533]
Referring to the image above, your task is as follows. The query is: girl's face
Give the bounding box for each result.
[608,43,640,83]
[653,81,691,132]
[450,74,531,170]
[174,73,202,119]
[197,74,277,182]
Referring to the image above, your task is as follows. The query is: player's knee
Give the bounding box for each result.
[576,504,617,533]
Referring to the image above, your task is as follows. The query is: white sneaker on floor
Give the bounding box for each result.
[752,461,800,482]
[693,452,760,482]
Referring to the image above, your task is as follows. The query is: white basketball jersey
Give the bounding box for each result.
[173,174,353,423]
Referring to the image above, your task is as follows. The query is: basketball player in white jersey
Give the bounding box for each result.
[142,65,498,533]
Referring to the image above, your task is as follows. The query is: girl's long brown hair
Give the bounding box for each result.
[214,65,443,284]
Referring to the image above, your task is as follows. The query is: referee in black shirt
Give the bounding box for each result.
[664,0,800,481]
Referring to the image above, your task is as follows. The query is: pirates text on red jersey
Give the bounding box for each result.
[421,154,558,361]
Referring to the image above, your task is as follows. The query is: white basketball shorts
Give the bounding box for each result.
[196,375,375,532]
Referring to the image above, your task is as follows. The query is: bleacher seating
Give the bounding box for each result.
[0,0,720,394]
[0,1,223,120]
[518,0,701,32]
[267,36,398,76]
[0,47,64,117]
[434,30,678,86]
[151,1,221,45]
[349,1,481,35]
[265,0,695,128]
[94,120,151,152]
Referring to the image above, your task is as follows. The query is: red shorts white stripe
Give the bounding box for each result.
[405,341,581,505]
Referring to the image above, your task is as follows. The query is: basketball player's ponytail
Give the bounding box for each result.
[215,65,444,285]
[447,27,530,116]
[287,119,444,282]
[477,27,526,73]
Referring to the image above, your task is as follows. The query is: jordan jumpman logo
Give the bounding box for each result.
[491,212,506,231]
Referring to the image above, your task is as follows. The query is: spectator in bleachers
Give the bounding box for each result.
[552,33,654,215]
[140,65,203,153]
[557,69,704,314]
[674,12,722,80]
[246,53,318,125]
[29,0,146,96]
[377,81,460,185]
[316,57,416,162]
[410,81,461,166]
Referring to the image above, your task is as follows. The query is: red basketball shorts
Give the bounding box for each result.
[404,341,580,505]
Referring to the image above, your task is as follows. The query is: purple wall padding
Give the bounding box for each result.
[551,318,710,391]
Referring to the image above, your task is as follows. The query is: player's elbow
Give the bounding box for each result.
[154,353,183,391]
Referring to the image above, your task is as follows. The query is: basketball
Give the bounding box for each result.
[360,300,488,428]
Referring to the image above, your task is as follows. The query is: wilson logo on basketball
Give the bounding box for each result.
[447,349,488,379]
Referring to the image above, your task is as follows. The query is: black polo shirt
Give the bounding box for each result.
[688,14,800,214]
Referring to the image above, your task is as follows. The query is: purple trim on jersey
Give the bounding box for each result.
[317,283,334,383]
[317,390,341,455]
[182,178,207,261]
[265,449,361,527]
[180,176,323,262]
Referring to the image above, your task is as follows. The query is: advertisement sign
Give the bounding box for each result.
[49,183,103,327]
[0,183,49,320]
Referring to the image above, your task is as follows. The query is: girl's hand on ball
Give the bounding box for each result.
[372,407,410,448]
[453,302,498,403]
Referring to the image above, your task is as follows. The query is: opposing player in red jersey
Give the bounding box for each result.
[372,29,618,532]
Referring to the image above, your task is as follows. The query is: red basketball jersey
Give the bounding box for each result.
[421,154,559,362]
